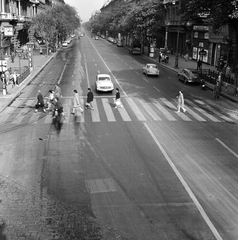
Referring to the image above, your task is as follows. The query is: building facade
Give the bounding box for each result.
[0,0,52,58]
[163,0,229,67]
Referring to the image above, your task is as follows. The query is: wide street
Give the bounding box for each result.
[0,32,238,240]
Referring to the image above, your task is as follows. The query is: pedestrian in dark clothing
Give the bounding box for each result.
[35,90,46,112]
[197,59,202,70]
[114,88,123,109]
[85,88,94,109]
[214,81,220,101]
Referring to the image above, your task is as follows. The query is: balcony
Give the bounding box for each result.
[0,12,16,20]
[0,13,32,23]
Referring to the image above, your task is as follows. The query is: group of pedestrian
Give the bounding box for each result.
[35,83,62,113]
[35,85,124,117]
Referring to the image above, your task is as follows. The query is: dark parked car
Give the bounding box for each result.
[177,68,200,84]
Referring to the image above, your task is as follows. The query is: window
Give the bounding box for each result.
[204,32,209,39]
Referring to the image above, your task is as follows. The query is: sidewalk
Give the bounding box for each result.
[0,52,55,113]
[144,53,238,103]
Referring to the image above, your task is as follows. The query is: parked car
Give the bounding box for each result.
[177,68,200,84]
[142,63,160,76]
[62,41,68,47]
[95,74,114,92]
[95,36,99,40]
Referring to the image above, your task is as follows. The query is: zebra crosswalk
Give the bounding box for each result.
[0,97,237,125]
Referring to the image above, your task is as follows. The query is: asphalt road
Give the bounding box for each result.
[0,33,238,240]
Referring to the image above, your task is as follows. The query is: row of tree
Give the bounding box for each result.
[85,0,238,71]
[25,3,81,53]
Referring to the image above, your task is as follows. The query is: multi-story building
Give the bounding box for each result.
[163,0,229,68]
[0,0,53,58]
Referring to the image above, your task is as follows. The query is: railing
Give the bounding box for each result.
[9,66,30,85]
[199,69,235,85]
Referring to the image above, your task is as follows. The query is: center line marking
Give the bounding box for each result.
[153,86,160,92]
[143,78,148,82]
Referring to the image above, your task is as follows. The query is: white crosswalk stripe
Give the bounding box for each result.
[137,99,161,121]
[185,99,221,122]
[1,97,237,125]
[125,98,146,121]
[117,104,131,121]
[150,98,176,121]
[102,98,116,122]
[91,99,100,122]
[194,100,235,123]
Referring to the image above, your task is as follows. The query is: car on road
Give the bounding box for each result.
[142,63,160,76]
[95,36,99,40]
[177,68,200,84]
[62,41,68,47]
[95,74,114,93]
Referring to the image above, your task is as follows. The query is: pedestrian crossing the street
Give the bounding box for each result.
[0,97,237,125]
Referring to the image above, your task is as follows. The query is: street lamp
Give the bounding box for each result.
[174,0,181,69]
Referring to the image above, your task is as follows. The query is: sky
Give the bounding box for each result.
[64,0,107,22]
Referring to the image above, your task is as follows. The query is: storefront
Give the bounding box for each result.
[192,25,209,63]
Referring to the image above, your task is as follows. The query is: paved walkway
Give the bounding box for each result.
[0,46,237,115]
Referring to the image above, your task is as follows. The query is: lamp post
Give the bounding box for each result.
[174,0,181,69]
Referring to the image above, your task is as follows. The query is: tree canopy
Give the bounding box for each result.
[30,3,81,45]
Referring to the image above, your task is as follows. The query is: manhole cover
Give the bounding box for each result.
[86,178,116,194]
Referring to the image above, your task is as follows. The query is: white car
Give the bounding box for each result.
[142,63,160,76]
[95,74,114,92]
[62,41,68,47]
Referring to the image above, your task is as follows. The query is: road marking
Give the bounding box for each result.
[57,60,68,85]
[125,98,146,121]
[84,61,90,88]
[102,98,116,122]
[153,86,160,92]
[91,100,100,122]
[137,99,161,121]
[135,71,140,75]
[216,138,238,159]
[129,66,133,69]
[186,99,220,122]
[118,104,131,121]
[143,78,148,82]
[152,99,176,121]
[144,122,223,240]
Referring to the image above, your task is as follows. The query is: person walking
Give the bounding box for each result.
[176,91,186,113]
[197,59,202,71]
[54,84,62,98]
[46,90,55,111]
[85,88,94,110]
[114,88,123,109]
[214,81,220,101]
[72,89,84,115]
[35,90,46,112]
